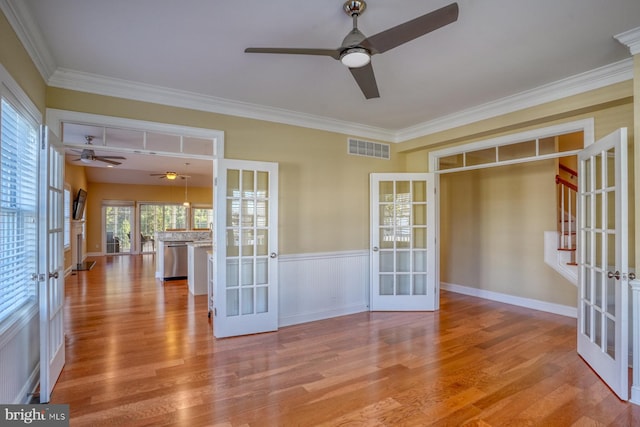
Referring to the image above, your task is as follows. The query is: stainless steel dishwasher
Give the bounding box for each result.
[163,241,190,279]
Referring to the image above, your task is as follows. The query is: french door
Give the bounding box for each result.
[370,173,437,311]
[38,127,65,403]
[213,159,278,338]
[577,128,629,400]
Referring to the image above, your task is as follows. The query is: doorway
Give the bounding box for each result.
[104,204,134,254]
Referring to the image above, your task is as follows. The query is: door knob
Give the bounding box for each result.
[270,252,277,259]
[629,272,636,281]
[607,270,620,280]
[372,247,379,252]
[49,271,59,279]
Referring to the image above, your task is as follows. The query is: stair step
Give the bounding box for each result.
[561,231,576,235]
[567,262,578,266]
[558,247,576,252]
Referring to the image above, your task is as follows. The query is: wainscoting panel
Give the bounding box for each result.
[278,250,369,327]
[0,307,40,403]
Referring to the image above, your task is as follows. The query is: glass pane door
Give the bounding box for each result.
[214,159,278,338]
[370,173,436,311]
[577,128,628,400]
[104,205,134,254]
[38,127,65,403]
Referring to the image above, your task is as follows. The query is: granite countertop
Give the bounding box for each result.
[156,231,212,242]
[187,240,213,248]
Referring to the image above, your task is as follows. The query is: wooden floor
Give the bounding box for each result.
[52,255,640,426]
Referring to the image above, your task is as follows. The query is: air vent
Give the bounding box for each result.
[348,138,390,160]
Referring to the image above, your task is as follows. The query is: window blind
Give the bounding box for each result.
[0,98,38,323]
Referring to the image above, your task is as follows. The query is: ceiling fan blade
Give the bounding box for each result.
[95,157,122,166]
[361,2,459,54]
[245,47,341,60]
[98,156,126,160]
[349,62,379,99]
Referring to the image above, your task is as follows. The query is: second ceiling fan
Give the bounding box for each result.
[245,1,459,99]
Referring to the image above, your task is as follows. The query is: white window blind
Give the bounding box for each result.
[0,98,39,323]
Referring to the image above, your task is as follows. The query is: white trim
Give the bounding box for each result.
[279,249,368,262]
[279,303,368,328]
[46,108,224,140]
[397,59,631,142]
[47,68,395,143]
[44,62,630,144]
[615,26,640,56]
[0,63,42,124]
[17,364,39,404]
[428,118,595,173]
[0,0,56,81]
[441,282,577,318]
[630,279,640,406]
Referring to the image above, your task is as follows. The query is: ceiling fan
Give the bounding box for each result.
[72,136,126,165]
[244,1,459,99]
[149,171,191,180]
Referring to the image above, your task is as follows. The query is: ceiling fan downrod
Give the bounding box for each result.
[344,1,365,29]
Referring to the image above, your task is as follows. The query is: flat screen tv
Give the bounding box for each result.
[72,189,87,220]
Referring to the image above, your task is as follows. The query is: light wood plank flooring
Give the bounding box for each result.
[53,255,640,426]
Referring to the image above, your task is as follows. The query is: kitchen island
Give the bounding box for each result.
[187,240,212,295]
[155,231,212,281]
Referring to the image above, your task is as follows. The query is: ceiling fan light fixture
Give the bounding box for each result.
[80,158,93,164]
[340,48,370,68]
[165,172,178,180]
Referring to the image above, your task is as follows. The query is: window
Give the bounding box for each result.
[64,185,71,249]
[0,98,39,324]
[139,203,189,252]
[192,207,213,229]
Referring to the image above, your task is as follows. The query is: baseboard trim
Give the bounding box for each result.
[441,282,577,318]
[17,364,40,404]
[279,304,368,328]
[631,386,640,406]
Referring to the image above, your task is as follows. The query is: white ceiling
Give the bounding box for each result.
[5,1,640,184]
[65,149,213,187]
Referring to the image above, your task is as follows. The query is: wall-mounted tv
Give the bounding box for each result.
[72,189,87,220]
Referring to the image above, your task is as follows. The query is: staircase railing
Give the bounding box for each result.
[556,174,577,253]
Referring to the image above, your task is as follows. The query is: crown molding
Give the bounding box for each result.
[49,59,633,145]
[615,26,640,55]
[47,68,397,142]
[0,0,56,81]
[394,58,634,142]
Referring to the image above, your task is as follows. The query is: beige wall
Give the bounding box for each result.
[0,11,45,112]
[440,160,577,306]
[45,88,404,254]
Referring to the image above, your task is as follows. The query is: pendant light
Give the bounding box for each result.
[183,163,190,207]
